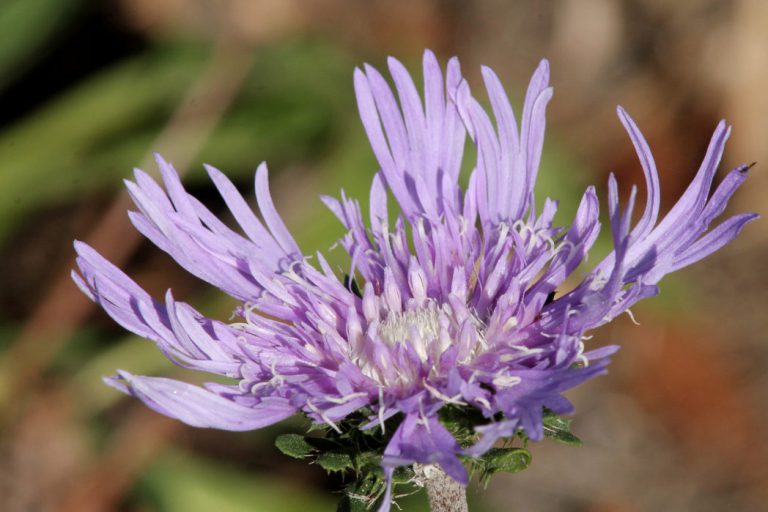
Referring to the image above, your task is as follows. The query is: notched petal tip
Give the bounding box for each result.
[103,372,131,394]
[529,58,551,88]
[72,240,102,262]
[352,66,367,86]
[446,56,462,85]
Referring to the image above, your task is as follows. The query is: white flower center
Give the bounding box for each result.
[375,300,487,367]
[379,302,444,348]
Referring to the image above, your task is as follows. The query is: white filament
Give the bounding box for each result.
[379,302,443,346]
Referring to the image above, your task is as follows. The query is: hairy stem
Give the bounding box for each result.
[420,464,469,512]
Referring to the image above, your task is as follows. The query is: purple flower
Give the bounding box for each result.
[73,50,755,510]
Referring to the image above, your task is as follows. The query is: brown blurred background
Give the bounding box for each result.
[0,1,766,511]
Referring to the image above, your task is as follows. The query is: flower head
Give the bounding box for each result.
[73,50,756,510]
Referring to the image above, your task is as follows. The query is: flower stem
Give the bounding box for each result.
[421,465,469,512]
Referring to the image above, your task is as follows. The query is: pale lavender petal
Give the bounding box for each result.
[617,107,660,240]
[668,213,757,273]
[254,162,301,257]
[382,413,468,484]
[106,371,296,430]
[204,163,278,252]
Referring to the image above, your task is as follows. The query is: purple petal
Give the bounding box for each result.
[616,108,660,240]
[254,163,301,257]
[106,371,296,430]
[668,213,758,273]
[382,413,467,484]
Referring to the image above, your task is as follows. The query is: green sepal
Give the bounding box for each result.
[317,452,354,473]
[274,433,315,459]
[336,460,413,511]
[544,427,582,446]
[337,471,387,512]
[476,447,532,485]
[438,405,485,447]
[542,411,582,446]
[353,451,383,475]
[337,479,382,512]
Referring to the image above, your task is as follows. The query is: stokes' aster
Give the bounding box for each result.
[73,50,755,510]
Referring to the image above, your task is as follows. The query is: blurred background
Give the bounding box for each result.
[0,0,766,511]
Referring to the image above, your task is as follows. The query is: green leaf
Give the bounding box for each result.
[316,452,354,473]
[274,434,315,459]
